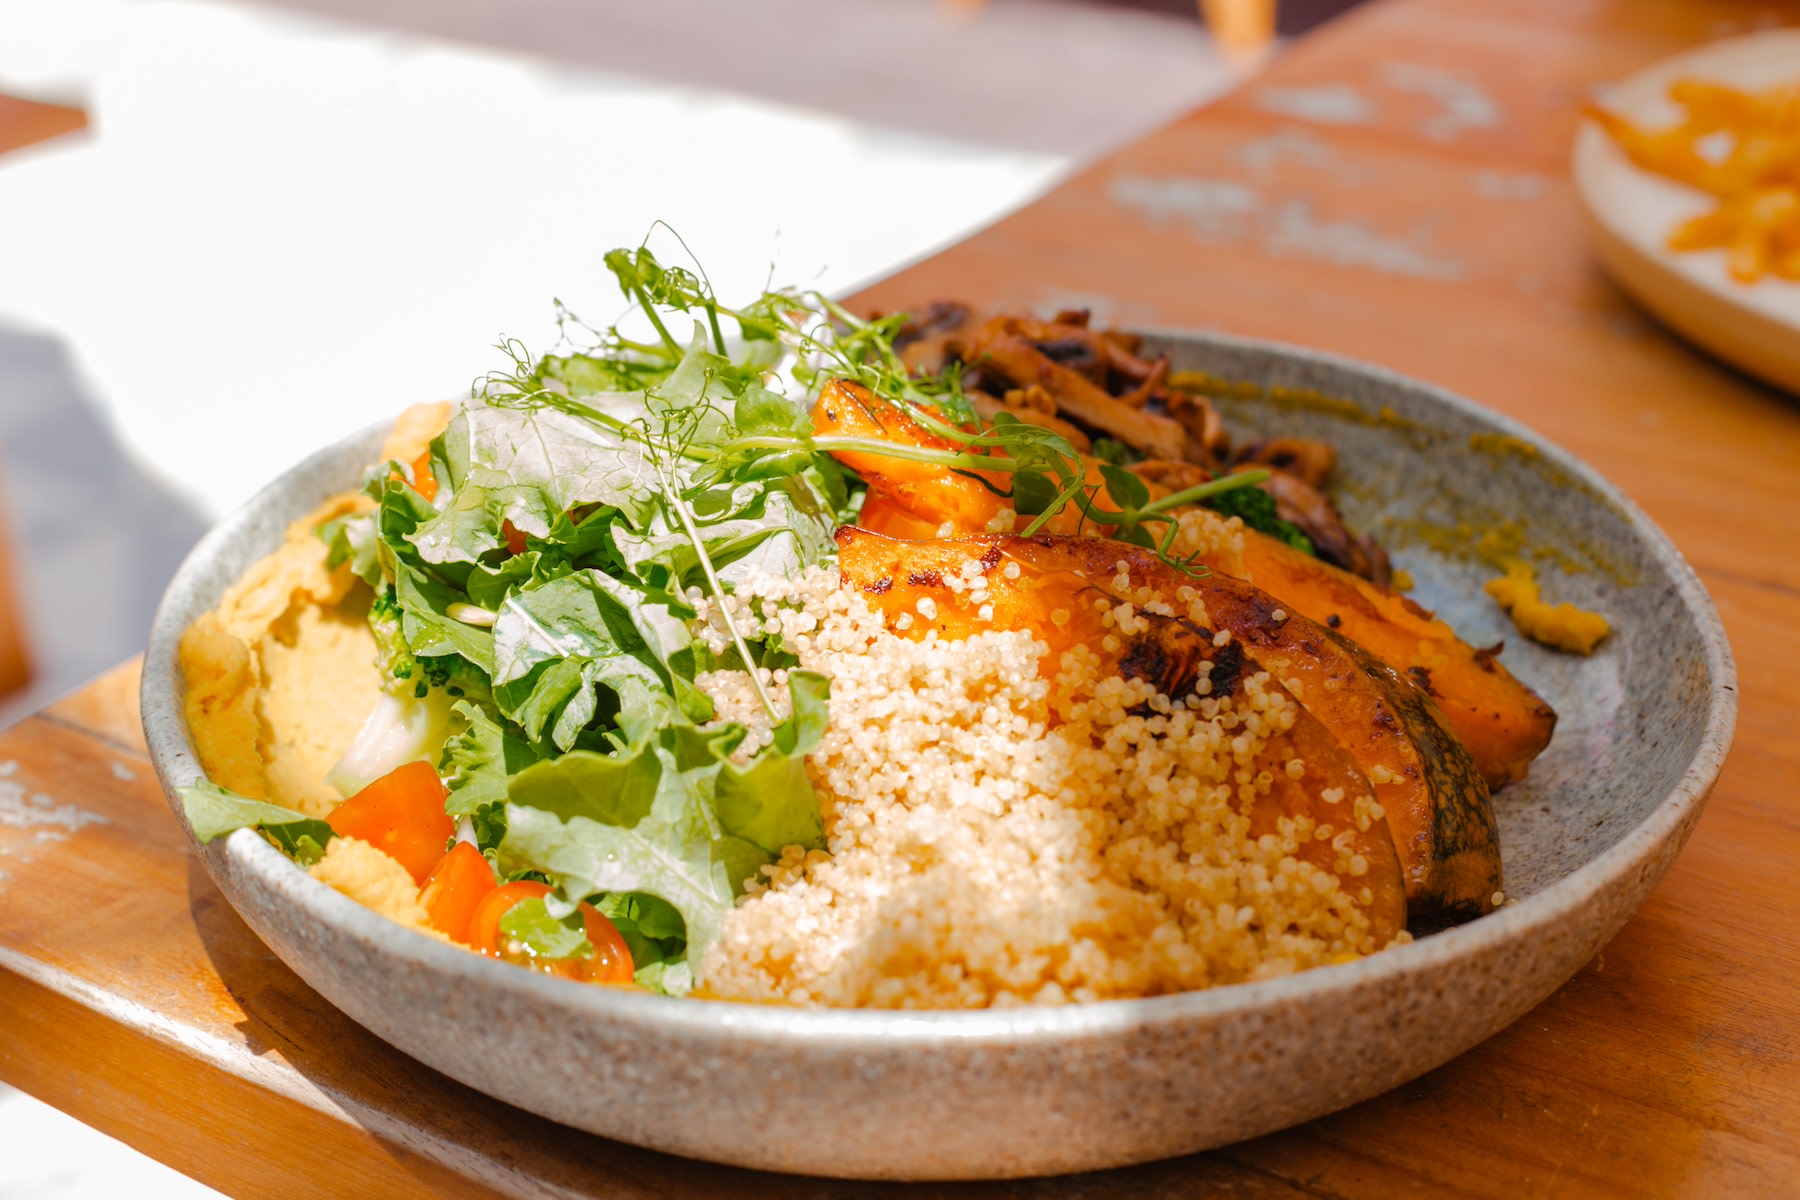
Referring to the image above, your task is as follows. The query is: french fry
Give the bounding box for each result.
[1668,206,1738,251]
[1583,103,1716,189]
[1728,226,1770,284]
[1669,79,1760,132]
[1590,78,1800,284]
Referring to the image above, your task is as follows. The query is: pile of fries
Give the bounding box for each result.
[1587,79,1800,283]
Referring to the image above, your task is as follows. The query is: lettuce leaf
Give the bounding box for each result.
[439,701,541,815]
[489,569,706,750]
[631,959,694,996]
[497,896,593,960]
[495,673,829,966]
[492,571,650,686]
[506,741,662,828]
[179,782,335,865]
[319,511,382,586]
[335,308,847,979]
[609,478,835,589]
[499,797,739,966]
[395,564,496,673]
[412,403,657,564]
[713,670,829,854]
[591,891,688,976]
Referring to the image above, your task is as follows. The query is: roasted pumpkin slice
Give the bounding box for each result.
[813,378,1011,535]
[1233,536,1555,789]
[835,528,1409,945]
[816,378,1555,789]
[987,534,1501,921]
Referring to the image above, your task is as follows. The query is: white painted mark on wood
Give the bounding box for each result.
[1110,175,1260,238]
[1110,174,1465,281]
[1252,84,1376,125]
[110,761,137,782]
[0,761,110,847]
[1473,169,1548,201]
[1263,200,1465,280]
[1382,63,1500,141]
[1234,127,1339,174]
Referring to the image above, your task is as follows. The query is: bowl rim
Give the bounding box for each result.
[141,324,1738,1043]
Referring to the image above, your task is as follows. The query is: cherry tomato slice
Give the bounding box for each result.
[419,841,498,944]
[409,450,438,503]
[466,881,635,985]
[325,761,453,886]
[569,906,636,986]
[467,881,553,958]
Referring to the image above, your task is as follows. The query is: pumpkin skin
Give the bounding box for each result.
[834,528,1409,945]
[1232,534,1555,790]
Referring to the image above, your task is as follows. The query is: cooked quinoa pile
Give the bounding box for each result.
[696,544,1396,1009]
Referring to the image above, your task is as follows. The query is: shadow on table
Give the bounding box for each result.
[0,322,209,726]
[184,854,1303,1198]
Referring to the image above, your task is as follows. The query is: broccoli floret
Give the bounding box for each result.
[1204,485,1316,556]
[369,587,492,705]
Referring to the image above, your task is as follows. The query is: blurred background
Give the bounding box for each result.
[0,0,1358,1193]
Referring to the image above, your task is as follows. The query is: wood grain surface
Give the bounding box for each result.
[3,1,1799,1196]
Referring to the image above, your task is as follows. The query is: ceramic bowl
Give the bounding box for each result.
[1573,29,1800,396]
[141,330,1736,1180]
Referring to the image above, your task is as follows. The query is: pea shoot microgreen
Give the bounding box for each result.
[479,228,1270,584]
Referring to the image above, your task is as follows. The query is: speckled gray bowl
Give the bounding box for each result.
[142,331,1736,1181]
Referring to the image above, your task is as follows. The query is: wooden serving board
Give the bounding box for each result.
[4,1,1799,1195]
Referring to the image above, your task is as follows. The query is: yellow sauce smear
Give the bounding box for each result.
[1484,562,1610,655]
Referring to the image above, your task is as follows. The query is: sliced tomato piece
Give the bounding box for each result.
[419,841,498,944]
[467,881,552,956]
[409,450,438,503]
[325,761,454,886]
[573,907,635,985]
[467,880,635,984]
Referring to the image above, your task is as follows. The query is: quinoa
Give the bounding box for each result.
[697,567,1390,1009]
[1169,505,1249,575]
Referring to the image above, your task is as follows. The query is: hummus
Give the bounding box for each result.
[179,403,450,817]
[309,835,439,934]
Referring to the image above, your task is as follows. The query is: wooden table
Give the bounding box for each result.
[4,1,1798,1195]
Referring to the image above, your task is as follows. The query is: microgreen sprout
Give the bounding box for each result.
[477,228,1272,578]
[657,458,779,722]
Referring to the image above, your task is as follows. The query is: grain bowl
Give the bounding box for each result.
[142,328,1735,1180]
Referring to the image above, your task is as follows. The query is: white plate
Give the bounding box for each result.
[1572,29,1800,394]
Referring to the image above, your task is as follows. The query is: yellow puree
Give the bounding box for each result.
[1484,561,1609,655]
[179,403,451,925]
[178,402,449,817]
